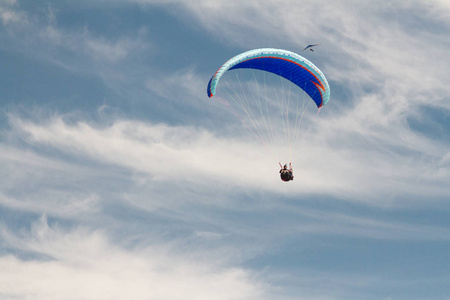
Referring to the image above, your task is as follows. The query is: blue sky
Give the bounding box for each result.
[1,0,450,299]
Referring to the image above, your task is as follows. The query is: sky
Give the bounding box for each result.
[0,0,450,299]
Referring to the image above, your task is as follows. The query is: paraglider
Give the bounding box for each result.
[207,48,330,182]
[279,163,294,182]
[303,44,320,52]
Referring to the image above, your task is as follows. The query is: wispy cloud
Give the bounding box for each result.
[0,0,23,25]
[8,114,276,189]
[0,1,152,78]
[1,112,449,299]
[1,2,450,299]
[146,66,205,102]
[0,215,266,300]
[5,111,450,205]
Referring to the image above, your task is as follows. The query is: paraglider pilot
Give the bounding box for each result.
[279,163,294,182]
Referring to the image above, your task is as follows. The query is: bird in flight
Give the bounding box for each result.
[303,44,321,52]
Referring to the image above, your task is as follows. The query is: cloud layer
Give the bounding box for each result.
[0,216,265,300]
[1,1,450,299]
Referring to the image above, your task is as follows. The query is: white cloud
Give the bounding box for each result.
[285,204,450,241]
[41,24,150,68]
[0,1,151,76]
[0,192,101,218]
[0,143,107,218]
[5,112,450,206]
[0,0,25,25]
[9,114,276,189]
[0,216,266,300]
[146,66,205,101]
[193,231,224,240]
[1,2,450,299]
[1,211,446,300]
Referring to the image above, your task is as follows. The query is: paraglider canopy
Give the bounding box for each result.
[207,48,330,108]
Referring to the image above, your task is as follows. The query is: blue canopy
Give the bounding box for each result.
[207,48,330,108]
